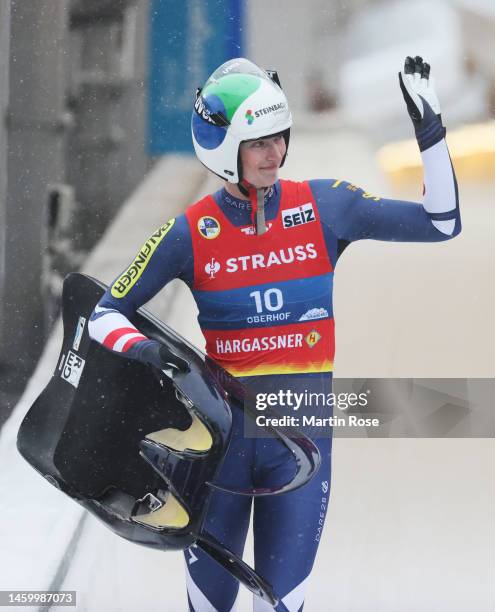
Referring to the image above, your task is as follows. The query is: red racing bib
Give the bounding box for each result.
[185,180,335,377]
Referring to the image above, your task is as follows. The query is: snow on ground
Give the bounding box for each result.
[1,133,494,611]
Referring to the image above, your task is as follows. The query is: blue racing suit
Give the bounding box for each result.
[89,132,460,610]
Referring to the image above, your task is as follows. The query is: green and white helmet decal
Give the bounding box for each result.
[192,58,292,183]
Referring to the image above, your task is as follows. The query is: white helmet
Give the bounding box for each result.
[191,58,292,184]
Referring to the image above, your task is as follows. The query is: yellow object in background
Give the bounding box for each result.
[378,120,495,184]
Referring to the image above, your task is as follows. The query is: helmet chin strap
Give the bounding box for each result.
[238,180,269,235]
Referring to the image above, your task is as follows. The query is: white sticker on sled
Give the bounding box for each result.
[61,350,86,388]
[72,316,86,351]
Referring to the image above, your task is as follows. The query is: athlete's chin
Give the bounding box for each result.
[254,169,279,186]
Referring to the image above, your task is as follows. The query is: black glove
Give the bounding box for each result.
[136,339,189,373]
[398,55,446,151]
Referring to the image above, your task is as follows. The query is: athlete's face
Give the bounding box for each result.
[240,134,286,188]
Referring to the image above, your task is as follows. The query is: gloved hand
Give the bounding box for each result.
[136,339,190,373]
[399,55,446,151]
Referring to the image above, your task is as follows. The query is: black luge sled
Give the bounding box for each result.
[17,273,320,608]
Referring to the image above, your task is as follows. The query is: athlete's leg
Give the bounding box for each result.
[185,489,252,611]
[252,435,332,612]
[185,408,254,612]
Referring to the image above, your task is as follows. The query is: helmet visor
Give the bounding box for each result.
[206,58,273,83]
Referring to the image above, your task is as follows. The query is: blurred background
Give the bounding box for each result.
[1,1,495,610]
[1,0,494,423]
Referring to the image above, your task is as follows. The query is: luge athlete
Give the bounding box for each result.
[89,57,460,611]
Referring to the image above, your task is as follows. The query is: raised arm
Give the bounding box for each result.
[310,56,460,243]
